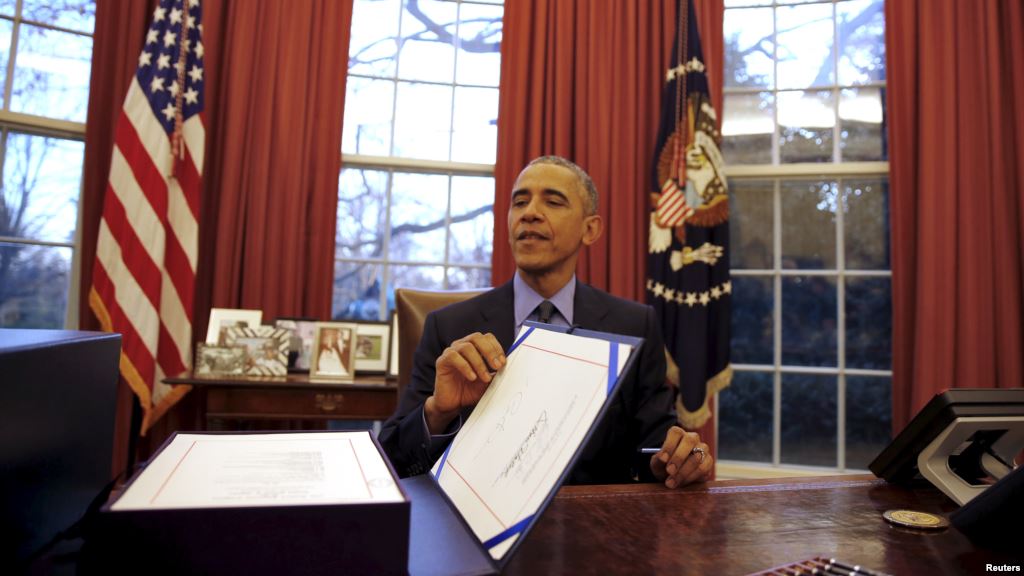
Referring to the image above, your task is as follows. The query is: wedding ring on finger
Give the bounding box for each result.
[690,446,706,464]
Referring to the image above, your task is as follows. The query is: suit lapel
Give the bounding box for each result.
[572,281,610,331]
[478,281,516,351]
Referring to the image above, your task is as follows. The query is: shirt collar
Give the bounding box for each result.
[513,272,575,331]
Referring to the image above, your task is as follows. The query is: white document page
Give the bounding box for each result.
[112,431,403,510]
[430,327,632,560]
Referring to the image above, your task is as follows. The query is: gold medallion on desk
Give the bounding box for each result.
[882,509,950,530]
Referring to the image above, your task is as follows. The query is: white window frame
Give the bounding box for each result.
[1,3,93,329]
[717,0,890,475]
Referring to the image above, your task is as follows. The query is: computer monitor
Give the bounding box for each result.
[869,388,1024,486]
[1,329,121,568]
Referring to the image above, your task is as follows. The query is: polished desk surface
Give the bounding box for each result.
[505,475,1021,576]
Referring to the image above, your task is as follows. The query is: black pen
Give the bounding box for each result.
[828,559,889,576]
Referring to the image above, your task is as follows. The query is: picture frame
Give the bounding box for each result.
[274,317,318,372]
[222,325,290,376]
[355,321,391,375]
[310,322,358,381]
[387,310,399,379]
[194,343,247,376]
[206,308,263,345]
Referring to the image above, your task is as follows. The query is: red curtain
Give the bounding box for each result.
[196,1,352,332]
[887,0,1024,432]
[492,0,723,300]
[81,0,353,464]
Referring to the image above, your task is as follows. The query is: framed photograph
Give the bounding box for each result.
[387,310,399,378]
[194,344,247,376]
[274,317,318,372]
[223,326,290,376]
[310,322,357,381]
[355,321,391,374]
[206,308,263,345]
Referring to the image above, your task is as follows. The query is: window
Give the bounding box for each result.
[335,0,503,321]
[718,0,890,471]
[0,0,94,329]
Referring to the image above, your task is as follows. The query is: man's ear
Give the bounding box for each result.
[581,214,603,246]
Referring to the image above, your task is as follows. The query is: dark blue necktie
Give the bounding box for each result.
[536,300,555,324]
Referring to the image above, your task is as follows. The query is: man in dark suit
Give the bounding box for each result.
[379,156,713,488]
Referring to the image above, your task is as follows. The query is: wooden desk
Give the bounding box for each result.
[505,475,1021,575]
[163,373,397,429]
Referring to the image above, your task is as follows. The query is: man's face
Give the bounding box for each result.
[507,163,601,277]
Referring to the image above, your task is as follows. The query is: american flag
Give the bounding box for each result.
[90,0,205,434]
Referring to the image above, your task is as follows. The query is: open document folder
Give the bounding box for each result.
[423,321,642,568]
[96,431,410,575]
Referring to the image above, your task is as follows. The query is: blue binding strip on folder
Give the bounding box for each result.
[607,341,617,395]
[434,440,454,480]
[506,326,535,355]
[482,513,536,550]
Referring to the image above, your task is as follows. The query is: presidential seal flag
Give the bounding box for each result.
[646,0,730,429]
[90,0,205,434]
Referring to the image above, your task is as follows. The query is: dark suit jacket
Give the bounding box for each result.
[378,280,677,484]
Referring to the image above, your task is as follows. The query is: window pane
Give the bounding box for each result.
[2,132,84,243]
[729,180,773,269]
[0,19,11,108]
[724,7,774,89]
[731,276,773,365]
[448,175,494,264]
[390,172,448,262]
[839,87,885,161]
[447,266,490,290]
[332,261,382,320]
[348,0,399,77]
[845,376,892,470]
[781,180,837,270]
[397,0,456,83]
[392,81,453,160]
[782,275,837,367]
[778,90,834,163]
[0,242,71,328]
[718,371,773,462]
[455,2,502,87]
[776,3,834,90]
[336,168,387,260]
[1,1,13,17]
[722,92,774,165]
[11,23,92,122]
[782,374,836,466]
[21,0,95,33]
[846,276,892,370]
[389,263,444,292]
[843,177,889,269]
[342,77,395,156]
[837,0,885,85]
[725,0,772,6]
[451,86,498,163]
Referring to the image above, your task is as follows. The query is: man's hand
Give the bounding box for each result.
[649,426,713,489]
[424,332,506,434]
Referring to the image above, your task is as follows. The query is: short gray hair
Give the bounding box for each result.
[525,155,599,215]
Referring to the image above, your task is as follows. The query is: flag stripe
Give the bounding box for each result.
[175,145,202,221]
[91,259,157,388]
[100,185,163,311]
[115,113,169,218]
[167,177,199,271]
[163,231,195,315]
[96,220,162,358]
[183,114,206,179]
